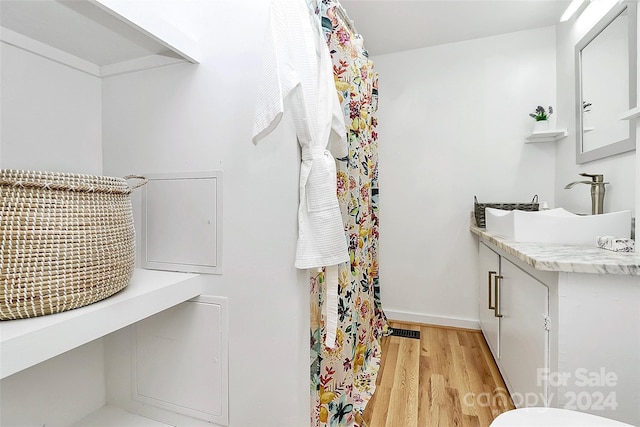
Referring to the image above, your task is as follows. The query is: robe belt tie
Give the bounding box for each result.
[301,146,331,162]
[322,265,340,349]
[300,146,341,348]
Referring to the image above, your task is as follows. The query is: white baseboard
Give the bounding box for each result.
[384,309,480,330]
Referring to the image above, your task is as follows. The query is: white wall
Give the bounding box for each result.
[0,43,102,173]
[555,2,636,215]
[100,2,309,426]
[0,39,106,426]
[0,341,106,427]
[372,27,557,328]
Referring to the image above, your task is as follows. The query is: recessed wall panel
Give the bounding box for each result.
[141,171,222,274]
[133,296,228,425]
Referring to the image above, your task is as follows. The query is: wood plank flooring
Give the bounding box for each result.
[362,321,515,427]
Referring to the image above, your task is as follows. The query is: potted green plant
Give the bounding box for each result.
[530,105,553,132]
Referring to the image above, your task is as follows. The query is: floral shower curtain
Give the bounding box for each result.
[310,1,389,426]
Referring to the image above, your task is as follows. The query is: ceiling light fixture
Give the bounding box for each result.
[560,0,587,22]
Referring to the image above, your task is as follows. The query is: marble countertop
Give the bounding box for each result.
[470,225,640,275]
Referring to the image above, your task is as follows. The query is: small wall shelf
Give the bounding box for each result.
[525,129,568,143]
[620,107,640,120]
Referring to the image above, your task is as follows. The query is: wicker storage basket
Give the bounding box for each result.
[0,170,146,320]
[474,195,539,228]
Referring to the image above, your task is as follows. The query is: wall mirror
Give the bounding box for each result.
[575,2,637,164]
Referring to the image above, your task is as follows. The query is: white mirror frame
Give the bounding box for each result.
[575,2,637,164]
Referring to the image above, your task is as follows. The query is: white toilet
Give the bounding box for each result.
[490,408,637,427]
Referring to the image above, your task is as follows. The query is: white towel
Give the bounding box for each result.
[597,236,635,252]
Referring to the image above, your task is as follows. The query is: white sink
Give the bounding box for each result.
[484,207,632,245]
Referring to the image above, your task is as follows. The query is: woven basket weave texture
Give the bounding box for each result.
[474,195,539,228]
[0,169,139,320]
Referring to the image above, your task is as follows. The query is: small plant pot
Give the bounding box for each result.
[533,120,549,132]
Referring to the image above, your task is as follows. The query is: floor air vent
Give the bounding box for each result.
[390,328,421,339]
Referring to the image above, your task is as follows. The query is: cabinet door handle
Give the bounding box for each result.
[488,271,496,309]
[494,275,504,318]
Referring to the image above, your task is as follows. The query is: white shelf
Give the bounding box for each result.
[71,405,171,427]
[0,0,200,77]
[0,269,205,379]
[525,128,568,143]
[620,106,640,120]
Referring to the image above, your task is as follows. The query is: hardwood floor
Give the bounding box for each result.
[362,321,515,427]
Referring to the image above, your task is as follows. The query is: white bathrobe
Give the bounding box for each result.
[252,0,348,347]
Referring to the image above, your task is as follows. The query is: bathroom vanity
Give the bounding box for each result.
[471,224,640,426]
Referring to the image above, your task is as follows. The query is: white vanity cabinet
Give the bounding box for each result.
[478,242,501,358]
[478,241,550,406]
[474,231,640,426]
[498,257,549,406]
